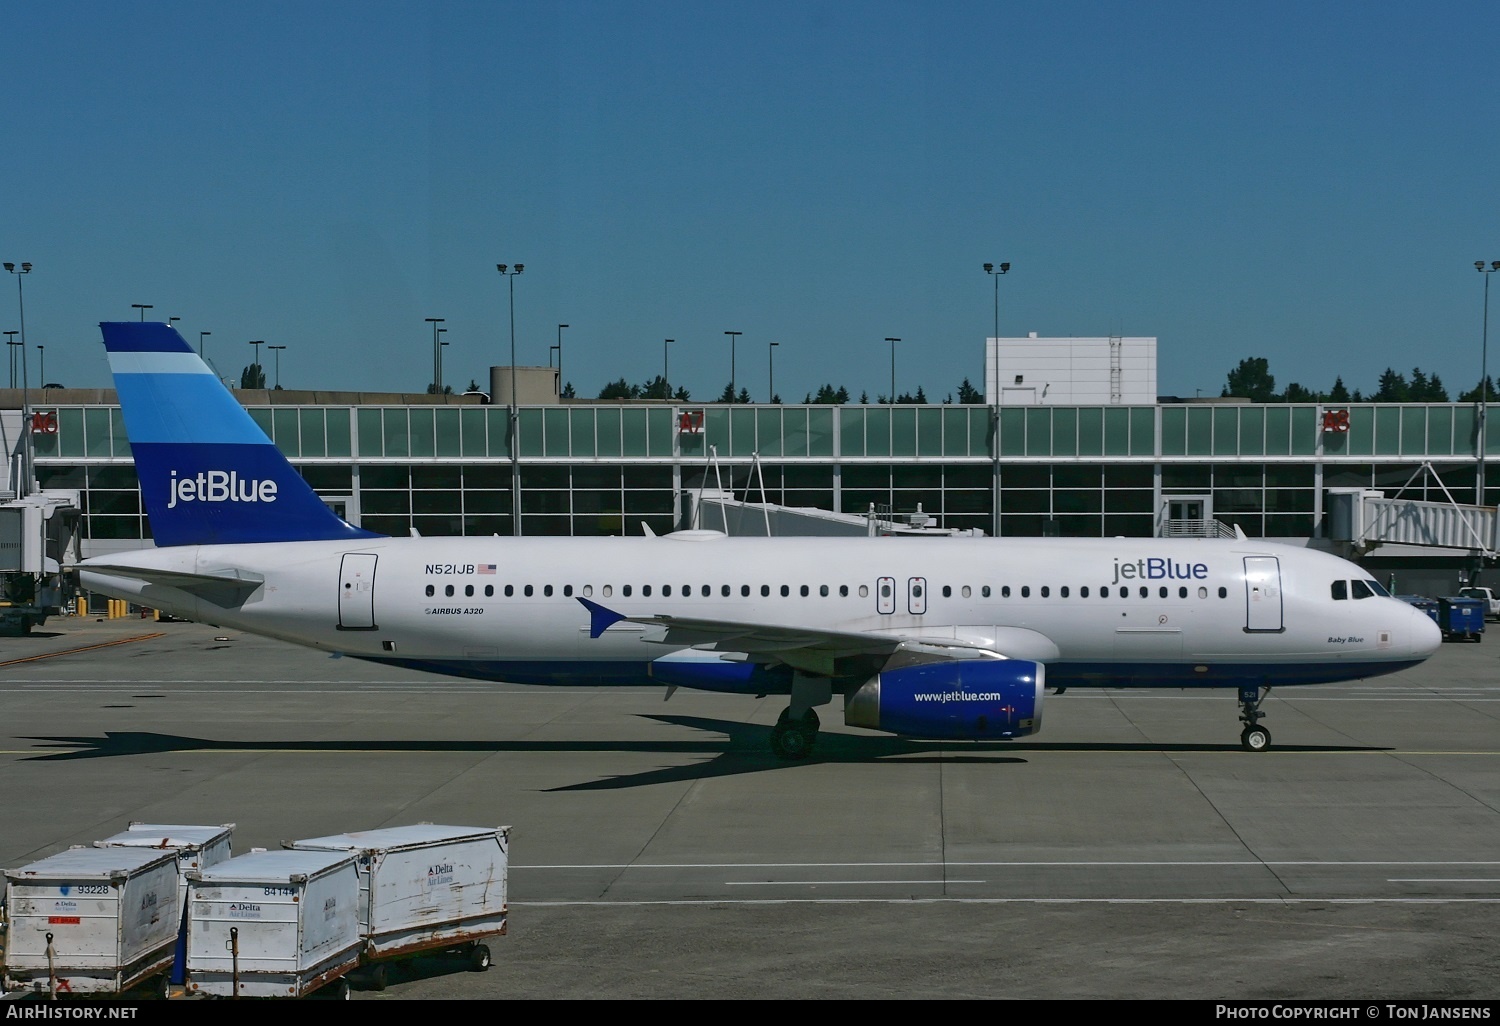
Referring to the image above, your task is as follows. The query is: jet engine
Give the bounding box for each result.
[844,658,1044,740]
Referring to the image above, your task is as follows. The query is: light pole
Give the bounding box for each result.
[664,339,674,400]
[725,331,741,402]
[768,341,779,404]
[168,316,181,332]
[885,338,901,404]
[498,263,524,536]
[438,328,448,394]
[132,304,153,321]
[5,262,33,497]
[249,340,265,388]
[268,345,286,389]
[1477,260,1500,507]
[199,331,211,358]
[3,330,15,388]
[985,262,1011,539]
[555,324,568,383]
[36,345,44,388]
[426,317,445,393]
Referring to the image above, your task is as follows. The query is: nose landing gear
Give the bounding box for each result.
[1238,685,1271,751]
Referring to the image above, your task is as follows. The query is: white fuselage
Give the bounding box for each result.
[81,532,1441,693]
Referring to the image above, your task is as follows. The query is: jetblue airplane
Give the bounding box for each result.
[77,323,1442,759]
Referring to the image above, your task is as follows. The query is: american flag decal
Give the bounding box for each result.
[478,564,496,574]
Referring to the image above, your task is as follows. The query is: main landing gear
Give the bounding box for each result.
[771,673,832,760]
[1238,685,1272,752]
[772,707,820,760]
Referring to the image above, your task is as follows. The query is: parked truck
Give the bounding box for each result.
[0,490,81,635]
[1457,586,1500,622]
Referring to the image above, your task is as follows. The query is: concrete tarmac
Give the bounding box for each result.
[1,613,1498,1000]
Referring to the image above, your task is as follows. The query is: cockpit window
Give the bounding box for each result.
[1365,579,1390,597]
[1351,579,1375,600]
[1331,580,1347,601]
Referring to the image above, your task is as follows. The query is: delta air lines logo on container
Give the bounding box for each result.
[167,469,279,509]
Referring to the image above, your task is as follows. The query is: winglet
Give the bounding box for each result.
[578,597,627,639]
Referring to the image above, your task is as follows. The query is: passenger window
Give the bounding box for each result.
[564,585,573,597]
[1351,580,1374,600]
[425,584,434,597]
[800,585,809,597]
[1139,586,1148,598]
[445,585,454,597]
[1080,586,1089,597]
[601,585,611,597]
[781,585,790,597]
[742,585,751,597]
[486,585,494,597]
[1218,587,1227,599]
[643,585,652,597]
[942,585,952,598]
[859,584,869,598]
[1331,580,1347,600]
[1159,587,1167,598]
[583,584,593,597]
[524,585,534,597]
[1178,586,1187,598]
[840,585,849,597]
[761,585,770,597]
[1101,586,1110,597]
[1001,586,1011,598]
[465,585,474,597]
[1060,586,1068,598]
[702,585,710,597]
[663,585,671,597]
[880,582,892,598]
[622,585,631,597]
[912,583,923,598]
[1021,586,1030,598]
[1039,586,1048,597]
[544,585,553,597]
[820,585,829,597]
[981,585,990,598]
[722,585,731,597]
[961,585,971,598]
[1198,587,1207,598]
[505,584,514,597]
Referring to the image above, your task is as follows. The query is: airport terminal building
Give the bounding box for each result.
[2,335,1495,592]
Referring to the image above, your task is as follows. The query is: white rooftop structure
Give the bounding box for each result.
[986,334,1157,405]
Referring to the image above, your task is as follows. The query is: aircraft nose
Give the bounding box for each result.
[1409,605,1442,659]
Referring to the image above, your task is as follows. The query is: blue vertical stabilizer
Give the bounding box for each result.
[99,322,382,546]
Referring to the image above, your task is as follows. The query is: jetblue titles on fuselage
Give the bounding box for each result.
[1111,557,1209,584]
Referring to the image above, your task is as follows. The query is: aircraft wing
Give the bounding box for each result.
[578,597,1000,676]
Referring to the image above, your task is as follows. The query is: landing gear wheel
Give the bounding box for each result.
[771,721,815,760]
[469,943,492,971]
[776,707,820,730]
[1240,725,1271,752]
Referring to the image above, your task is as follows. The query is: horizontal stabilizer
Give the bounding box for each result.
[75,563,265,606]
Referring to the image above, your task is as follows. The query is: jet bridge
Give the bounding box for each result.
[1327,487,1497,556]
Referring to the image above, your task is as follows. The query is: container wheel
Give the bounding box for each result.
[367,963,388,991]
[469,943,492,971]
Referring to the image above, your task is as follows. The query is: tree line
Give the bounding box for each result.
[1222,358,1500,403]
[586,376,988,405]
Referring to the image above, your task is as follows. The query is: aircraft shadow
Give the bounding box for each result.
[15,715,1390,791]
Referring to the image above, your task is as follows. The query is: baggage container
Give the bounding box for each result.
[3,846,180,997]
[94,823,235,985]
[184,848,360,999]
[1437,596,1484,642]
[286,824,509,989]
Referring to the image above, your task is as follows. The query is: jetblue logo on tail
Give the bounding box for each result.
[168,469,279,509]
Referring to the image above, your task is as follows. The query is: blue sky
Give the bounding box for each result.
[5,1,1498,402]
